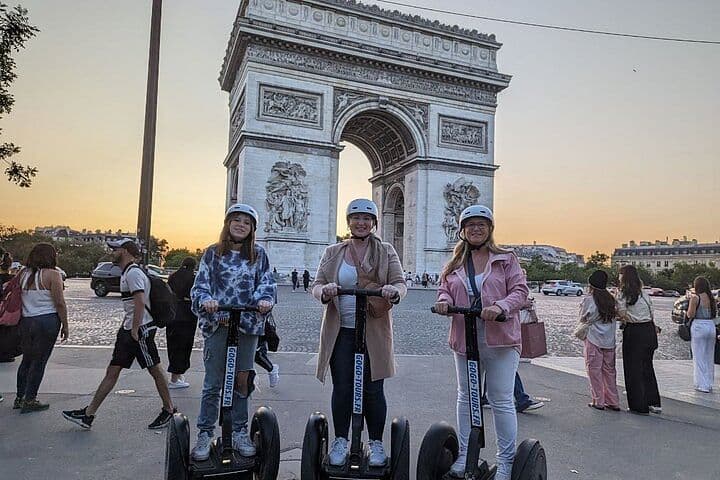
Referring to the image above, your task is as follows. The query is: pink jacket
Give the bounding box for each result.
[437,252,529,353]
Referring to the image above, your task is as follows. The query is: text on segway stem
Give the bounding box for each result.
[353,354,364,414]
[468,360,483,428]
[223,346,237,407]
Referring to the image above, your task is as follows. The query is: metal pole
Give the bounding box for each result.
[136,0,162,265]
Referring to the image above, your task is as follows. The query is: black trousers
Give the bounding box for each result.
[330,328,386,440]
[166,319,197,375]
[254,339,274,373]
[622,322,661,413]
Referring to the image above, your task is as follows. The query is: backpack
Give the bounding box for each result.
[0,273,23,326]
[129,266,176,328]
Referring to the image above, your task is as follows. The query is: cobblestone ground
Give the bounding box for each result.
[63,279,690,359]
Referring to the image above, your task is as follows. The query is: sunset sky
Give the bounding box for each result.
[1,0,718,257]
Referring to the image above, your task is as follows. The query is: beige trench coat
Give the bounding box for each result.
[312,238,407,383]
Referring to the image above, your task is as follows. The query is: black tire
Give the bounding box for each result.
[165,413,190,480]
[301,412,328,480]
[390,416,410,480]
[555,290,561,296]
[542,292,548,296]
[576,290,582,296]
[416,422,458,480]
[511,439,547,480]
[94,281,108,297]
[251,406,280,480]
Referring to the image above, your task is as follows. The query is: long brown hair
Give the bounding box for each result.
[591,286,617,322]
[215,216,257,263]
[619,265,642,306]
[24,243,57,289]
[441,226,510,282]
[693,276,717,318]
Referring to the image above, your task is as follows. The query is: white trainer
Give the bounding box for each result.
[268,365,280,388]
[368,440,387,467]
[328,437,349,466]
[649,405,662,414]
[168,376,190,389]
[191,431,213,461]
[232,428,257,457]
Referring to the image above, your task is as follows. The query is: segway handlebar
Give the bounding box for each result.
[216,304,261,313]
[336,287,384,297]
[431,305,507,322]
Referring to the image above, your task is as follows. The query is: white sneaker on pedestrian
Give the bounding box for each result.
[191,431,213,461]
[168,376,190,389]
[268,365,280,388]
[232,428,257,457]
[328,437,349,466]
[648,405,662,414]
[368,440,387,467]
[449,452,467,477]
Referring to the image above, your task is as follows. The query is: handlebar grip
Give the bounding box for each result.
[216,304,260,313]
[337,287,384,297]
[431,306,507,322]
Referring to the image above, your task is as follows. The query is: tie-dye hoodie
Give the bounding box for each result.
[190,244,276,338]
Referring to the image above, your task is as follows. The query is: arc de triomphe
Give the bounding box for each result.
[220,0,511,274]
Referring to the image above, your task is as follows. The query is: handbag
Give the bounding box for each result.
[573,320,590,341]
[263,312,280,352]
[347,244,392,318]
[0,272,23,327]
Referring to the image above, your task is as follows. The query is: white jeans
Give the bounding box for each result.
[453,324,520,480]
[690,319,716,391]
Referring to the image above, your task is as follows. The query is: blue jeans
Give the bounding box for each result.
[197,327,258,435]
[16,313,60,400]
[514,373,532,409]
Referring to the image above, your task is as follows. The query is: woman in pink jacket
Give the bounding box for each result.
[434,205,529,480]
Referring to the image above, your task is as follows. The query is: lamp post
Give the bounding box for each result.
[136,0,162,265]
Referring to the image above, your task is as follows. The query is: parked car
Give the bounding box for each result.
[646,288,665,297]
[90,262,168,297]
[541,280,583,296]
[662,290,681,297]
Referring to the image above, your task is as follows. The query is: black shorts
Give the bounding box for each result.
[110,325,160,369]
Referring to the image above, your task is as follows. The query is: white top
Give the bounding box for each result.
[21,269,56,317]
[466,273,484,302]
[579,296,617,349]
[337,260,358,329]
[616,291,653,324]
[121,264,153,330]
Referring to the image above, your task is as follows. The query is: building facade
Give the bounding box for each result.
[504,243,584,268]
[612,237,720,273]
[220,0,511,274]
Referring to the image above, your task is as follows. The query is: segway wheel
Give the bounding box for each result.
[165,412,190,480]
[301,412,329,480]
[390,416,410,480]
[251,406,281,480]
[511,439,547,480]
[416,421,459,480]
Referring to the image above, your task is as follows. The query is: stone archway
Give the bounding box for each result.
[220,0,511,273]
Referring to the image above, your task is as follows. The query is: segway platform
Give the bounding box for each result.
[189,441,256,479]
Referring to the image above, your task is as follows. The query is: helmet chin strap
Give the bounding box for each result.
[350,234,370,241]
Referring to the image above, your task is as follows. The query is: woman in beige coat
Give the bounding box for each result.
[312,199,407,468]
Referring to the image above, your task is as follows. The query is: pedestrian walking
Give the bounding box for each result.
[312,198,406,468]
[421,272,429,288]
[686,276,717,393]
[166,257,198,389]
[578,270,621,412]
[291,268,299,291]
[616,265,661,415]
[255,337,280,388]
[14,243,69,413]
[188,203,276,461]
[433,205,529,480]
[302,269,310,291]
[62,240,174,429]
[0,248,21,363]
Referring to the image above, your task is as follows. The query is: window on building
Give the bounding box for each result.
[657,261,661,267]
[664,261,669,267]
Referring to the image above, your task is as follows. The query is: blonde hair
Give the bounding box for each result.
[440,228,509,282]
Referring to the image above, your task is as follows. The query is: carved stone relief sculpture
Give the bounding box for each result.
[230,94,245,142]
[265,162,310,233]
[259,84,322,127]
[442,177,480,242]
[438,116,488,152]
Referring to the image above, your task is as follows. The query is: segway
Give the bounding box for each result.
[165,304,281,480]
[301,287,410,480]
[417,304,547,480]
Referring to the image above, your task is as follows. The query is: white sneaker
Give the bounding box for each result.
[328,437,349,466]
[649,405,662,414]
[268,365,280,388]
[191,431,212,461]
[449,452,467,477]
[368,440,387,467]
[232,428,257,457]
[168,376,190,389]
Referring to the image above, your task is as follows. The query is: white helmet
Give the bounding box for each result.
[346,198,378,221]
[459,204,494,229]
[225,203,259,229]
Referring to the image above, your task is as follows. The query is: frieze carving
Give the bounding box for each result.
[442,178,480,242]
[398,101,428,131]
[264,162,310,234]
[248,44,497,106]
[230,93,245,142]
[439,116,487,152]
[259,84,322,127]
[333,89,428,135]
